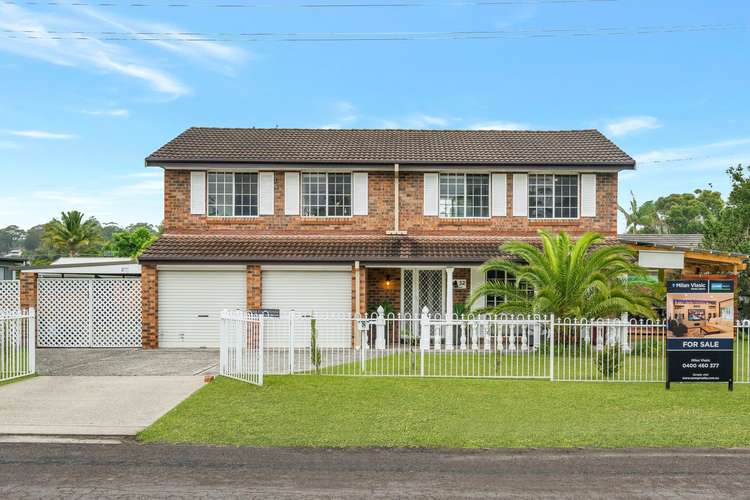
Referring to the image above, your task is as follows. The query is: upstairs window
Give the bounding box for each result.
[207,172,258,217]
[302,173,351,217]
[528,174,579,219]
[439,173,489,218]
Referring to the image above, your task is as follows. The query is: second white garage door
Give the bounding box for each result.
[158,269,247,348]
[262,269,352,348]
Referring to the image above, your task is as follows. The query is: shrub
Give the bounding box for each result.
[310,318,322,373]
[596,346,622,377]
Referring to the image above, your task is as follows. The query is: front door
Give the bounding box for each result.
[401,269,444,317]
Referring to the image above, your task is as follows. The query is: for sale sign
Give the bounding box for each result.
[665,279,735,390]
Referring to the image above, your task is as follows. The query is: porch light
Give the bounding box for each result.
[385,274,392,287]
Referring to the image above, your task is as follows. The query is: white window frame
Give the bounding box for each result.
[207,171,259,218]
[301,172,353,218]
[527,173,580,220]
[438,173,490,219]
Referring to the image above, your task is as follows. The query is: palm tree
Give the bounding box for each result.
[469,230,656,319]
[618,191,660,234]
[43,210,102,256]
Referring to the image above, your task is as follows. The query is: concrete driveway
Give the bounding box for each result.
[0,376,204,435]
[36,348,219,376]
[0,348,216,436]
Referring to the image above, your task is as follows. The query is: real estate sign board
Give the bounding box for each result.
[665,279,735,390]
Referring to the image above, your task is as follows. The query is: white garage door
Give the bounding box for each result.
[158,270,246,348]
[262,270,352,348]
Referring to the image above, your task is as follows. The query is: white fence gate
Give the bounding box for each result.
[1,309,35,382]
[219,310,263,385]
[0,280,20,311]
[37,278,141,348]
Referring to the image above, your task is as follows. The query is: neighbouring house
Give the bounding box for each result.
[618,234,748,279]
[21,257,141,278]
[138,127,634,348]
[0,254,28,280]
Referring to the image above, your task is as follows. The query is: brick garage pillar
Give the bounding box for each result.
[19,271,37,311]
[247,265,262,309]
[351,264,367,347]
[141,264,158,349]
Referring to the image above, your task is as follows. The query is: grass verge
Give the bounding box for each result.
[138,375,750,448]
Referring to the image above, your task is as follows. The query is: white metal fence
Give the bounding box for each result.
[1,308,35,382]
[37,278,141,348]
[220,308,750,386]
[219,310,263,386]
[0,280,20,311]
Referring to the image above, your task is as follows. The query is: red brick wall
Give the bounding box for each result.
[163,169,618,237]
[366,268,401,313]
[19,272,37,310]
[453,268,471,307]
[400,173,618,237]
[141,264,158,349]
[247,265,262,309]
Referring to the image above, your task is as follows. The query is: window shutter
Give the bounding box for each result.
[352,172,368,216]
[423,173,439,216]
[259,171,275,215]
[190,171,206,215]
[512,173,528,216]
[491,173,507,217]
[284,172,300,215]
[581,174,597,217]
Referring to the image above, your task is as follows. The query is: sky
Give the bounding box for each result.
[0,0,748,231]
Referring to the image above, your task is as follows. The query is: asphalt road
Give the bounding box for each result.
[1,442,749,498]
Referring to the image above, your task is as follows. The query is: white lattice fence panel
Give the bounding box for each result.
[38,279,90,347]
[0,280,20,311]
[91,280,141,347]
[38,278,141,348]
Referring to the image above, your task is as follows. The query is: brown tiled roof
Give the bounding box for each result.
[618,233,749,259]
[146,128,635,168]
[138,234,535,264]
[618,233,705,250]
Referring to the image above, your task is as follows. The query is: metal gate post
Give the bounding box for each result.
[288,309,295,374]
[549,314,555,381]
[258,315,264,386]
[28,307,36,374]
[420,306,430,377]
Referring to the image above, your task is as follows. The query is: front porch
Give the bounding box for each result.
[364,266,477,317]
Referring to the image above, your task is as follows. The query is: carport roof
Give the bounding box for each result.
[138,234,553,264]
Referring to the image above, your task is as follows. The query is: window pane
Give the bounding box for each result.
[553,175,578,218]
[234,173,258,216]
[486,269,507,307]
[466,174,489,217]
[528,174,553,219]
[328,173,351,217]
[208,172,233,217]
[439,173,465,218]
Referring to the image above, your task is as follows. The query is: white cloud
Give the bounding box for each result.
[320,101,359,129]
[81,108,130,117]
[605,116,662,137]
[469,121,529,131]
[634,137,750,166]
[114,179,163,195]
[0,140,21,149]
[0,4,245,98]
[5,130,75,140]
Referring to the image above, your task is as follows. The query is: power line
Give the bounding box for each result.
[3,23,744,42]
[1,0,620,9]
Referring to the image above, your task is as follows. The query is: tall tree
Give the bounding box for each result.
[703,165,750,316]
[618,192,660,233]
[652,189,723,234]
[469,230,656,318]
[42,211,102,257]
[107,226,157,257]
[0,225,26,254]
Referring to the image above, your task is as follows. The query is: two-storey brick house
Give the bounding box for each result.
[139,127,634,348]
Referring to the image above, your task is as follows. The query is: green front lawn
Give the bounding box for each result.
[139,375,750,448]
